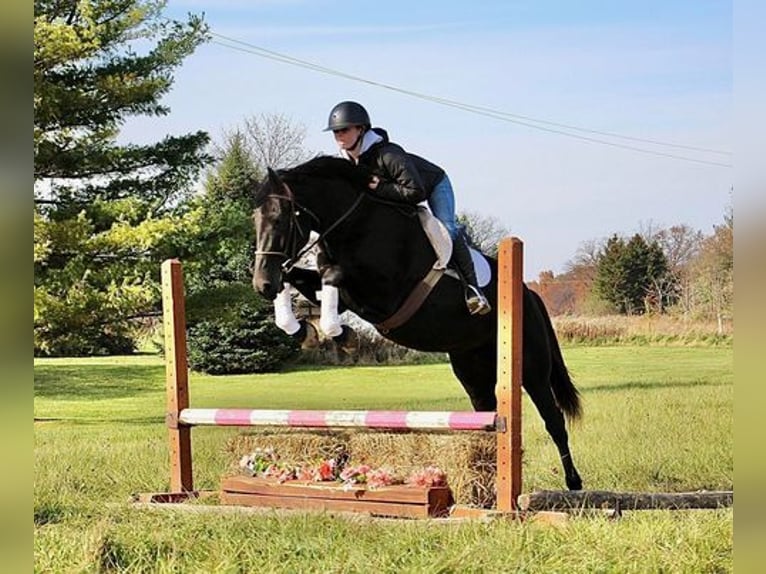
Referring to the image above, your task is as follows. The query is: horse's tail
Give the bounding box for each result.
[529,289,582,421]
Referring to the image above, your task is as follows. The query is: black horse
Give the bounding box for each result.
[251,155,583,490]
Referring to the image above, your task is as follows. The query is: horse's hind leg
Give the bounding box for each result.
[449,336,582,490]
[523,371,582,490]
[448,344,497,412]
[523,288,582,490]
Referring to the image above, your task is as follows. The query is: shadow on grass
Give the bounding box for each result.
[584,378,730,394]
[34,364,164,401]
[34,501,68,527]
[34,416,165,425]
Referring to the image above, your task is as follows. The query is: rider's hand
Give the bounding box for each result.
[368,175,380,190]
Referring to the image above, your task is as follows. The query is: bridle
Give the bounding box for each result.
[254,183,366,273]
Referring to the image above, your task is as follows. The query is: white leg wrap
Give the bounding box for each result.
[273,285,301,335]
[318,284,343,337]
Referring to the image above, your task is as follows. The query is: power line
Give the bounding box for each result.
[209,31,732,169]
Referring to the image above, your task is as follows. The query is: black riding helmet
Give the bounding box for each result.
[324,101,371,131]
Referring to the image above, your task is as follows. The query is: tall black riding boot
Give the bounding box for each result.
[451,236,491,315]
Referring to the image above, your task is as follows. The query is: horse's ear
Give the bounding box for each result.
[267,167,281,188]
[267,167,292,199]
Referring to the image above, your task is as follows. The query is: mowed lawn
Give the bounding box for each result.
[34,346,733,573]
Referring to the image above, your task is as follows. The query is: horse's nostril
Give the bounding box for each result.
[253,271,280,300]
[259,282,279,301]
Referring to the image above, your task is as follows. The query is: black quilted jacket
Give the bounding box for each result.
[357,128,446,204]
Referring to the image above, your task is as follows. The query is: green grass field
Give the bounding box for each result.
[34,346,733,573]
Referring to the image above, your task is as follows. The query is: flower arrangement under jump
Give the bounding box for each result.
[238,446,447,490]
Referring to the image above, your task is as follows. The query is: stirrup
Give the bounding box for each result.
[465,285,492,316]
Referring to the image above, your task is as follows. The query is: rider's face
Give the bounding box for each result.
[333,125,364,150]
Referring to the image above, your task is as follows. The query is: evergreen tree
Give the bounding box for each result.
[594,233,672,314]
[181,113,312,293]
[593,235,627,313]
[181,129,303,375]
[34,1,210,355]
[183,131,261,292]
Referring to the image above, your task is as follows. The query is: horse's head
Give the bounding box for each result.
[252,156,371,299]
[252,168,310,300]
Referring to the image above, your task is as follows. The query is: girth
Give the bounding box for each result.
[374,267,445,334]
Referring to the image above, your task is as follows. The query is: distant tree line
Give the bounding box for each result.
[530,210,733,329]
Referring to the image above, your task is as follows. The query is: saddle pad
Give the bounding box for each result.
[417,207,492,288]
[470,248,492,288]
[416,207,451,269]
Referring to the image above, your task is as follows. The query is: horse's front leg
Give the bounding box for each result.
[273,284,318,349]
[318,264,358,355]
[318,266,343,338]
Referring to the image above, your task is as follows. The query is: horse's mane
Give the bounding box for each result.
[256,155,415,215]
[281,155,371,190]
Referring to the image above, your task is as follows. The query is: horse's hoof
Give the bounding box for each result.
[566,476,583,491]
[333,325,359,355]
[292,320,320,350]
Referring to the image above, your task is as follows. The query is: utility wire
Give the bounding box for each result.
[209,31,732,168]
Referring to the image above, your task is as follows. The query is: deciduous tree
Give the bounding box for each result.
[687,207,733,330]
[457,211,510,256]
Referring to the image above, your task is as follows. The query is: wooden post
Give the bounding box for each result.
[495,237,523,512]
[161,259,193,492]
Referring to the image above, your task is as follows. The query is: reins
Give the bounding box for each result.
[287,191,365,271]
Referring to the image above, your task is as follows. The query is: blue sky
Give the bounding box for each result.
[121,1,733,278]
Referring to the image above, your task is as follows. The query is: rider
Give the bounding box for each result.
[325,100,491,316]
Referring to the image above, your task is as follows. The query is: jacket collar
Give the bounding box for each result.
[340,129,384,161]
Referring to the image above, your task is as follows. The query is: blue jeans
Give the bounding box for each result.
[428,175,460,239]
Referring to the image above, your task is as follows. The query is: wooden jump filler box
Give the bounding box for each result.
[220,476,454,519]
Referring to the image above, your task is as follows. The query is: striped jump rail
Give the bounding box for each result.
[177,408,501,431]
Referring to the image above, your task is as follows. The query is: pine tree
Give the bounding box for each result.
[183,131,262,292]
[593,235,627,313]
[181,130,302,375]
[34,1,210,355]
[593,233,673,314]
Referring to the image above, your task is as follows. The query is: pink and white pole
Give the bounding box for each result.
[178,408,497,431]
